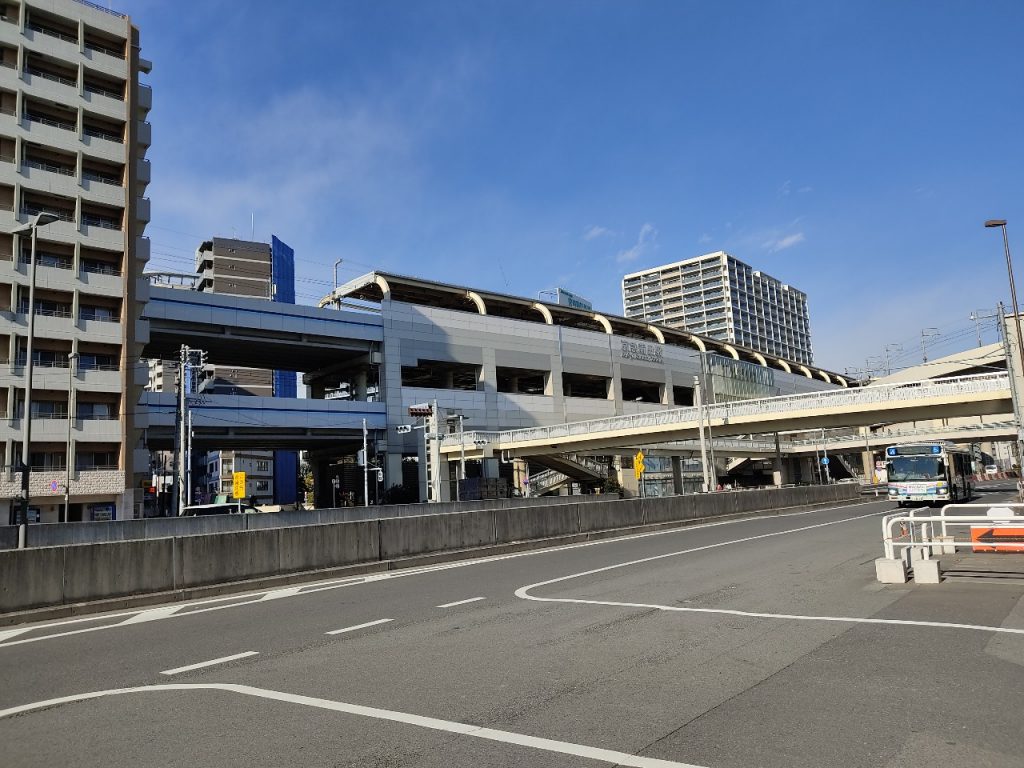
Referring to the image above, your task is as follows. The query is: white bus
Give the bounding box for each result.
[885,442,973,506]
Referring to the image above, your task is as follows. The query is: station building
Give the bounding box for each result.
[312,272,847,503]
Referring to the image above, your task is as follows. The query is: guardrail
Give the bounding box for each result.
[444,372,1009,450]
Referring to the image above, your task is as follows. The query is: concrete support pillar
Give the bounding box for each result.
[671,455,683,495]
[772,432,787,486]
[513,459,529,497]
[385,452,403,492]
[353,369,368,401]
[861,450,875,484]
[620,462,640,498]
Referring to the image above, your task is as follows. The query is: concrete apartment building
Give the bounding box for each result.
[191,236,296,506]
[622,252,813,366]
[0,0,150,522]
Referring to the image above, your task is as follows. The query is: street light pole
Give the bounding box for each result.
[333,258,343,308]
[64,351,78,524]
[986,220,1024,466]
[12,212,58,528]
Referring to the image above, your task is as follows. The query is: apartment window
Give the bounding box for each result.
[255,480,270,492]
[256,460,270,472]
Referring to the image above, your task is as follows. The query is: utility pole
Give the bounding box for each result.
[172,345,186,517]
[694,375,711,492]
[63,350,78,523]
[920,327,939,363]
[362,418,369,507]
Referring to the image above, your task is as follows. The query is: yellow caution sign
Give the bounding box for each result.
[634,450,646,480]
[232,471,246,499]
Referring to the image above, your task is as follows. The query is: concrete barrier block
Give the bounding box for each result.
[913,558,942,584]
[176,528,281,588]
[936,535,956,555]
[278,521,379,572]
[0,525,18,551]
[379,510,496,559]
[63,539,175,603]
[495,504,580,543]
[578,498,644,532]
[875,557,908,584]
[0,546,65,612]
[27,519,144,547]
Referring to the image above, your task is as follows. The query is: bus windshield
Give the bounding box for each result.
[886,456,945,482]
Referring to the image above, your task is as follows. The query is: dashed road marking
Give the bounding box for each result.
[159,651,259,676]
[325,618,392,636]
[437,597,486,608]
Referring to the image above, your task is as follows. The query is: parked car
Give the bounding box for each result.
[984,465,999,475]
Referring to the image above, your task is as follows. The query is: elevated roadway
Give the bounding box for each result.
[141,286,382,370]
[140,392,386,449]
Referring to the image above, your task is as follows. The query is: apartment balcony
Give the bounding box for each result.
[21,67,79,106]
[77,268,123,298]
[78,367,122,393]
[20,113,81,155]
[82,91,127,123]
[22,23,80,61]
[79,315,123,342]
[80,221,125,249]
[134,235,149,264]
[136,120,150,148]
[75,416,123,442]
[82,47,129,79]
[135,157,151,186]
[136,196,150,223]
[137,82,152,112]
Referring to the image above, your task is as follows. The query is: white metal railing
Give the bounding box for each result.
[881,503,1024,561]
[443,373,1009,449]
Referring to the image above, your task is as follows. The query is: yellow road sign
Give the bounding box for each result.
[232,471,246,499]
[634,450,645,480]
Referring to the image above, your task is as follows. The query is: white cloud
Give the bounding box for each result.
[616,222,658,263]
[583,225,613,241]
[764,232,805,253]
[778,180,792,197]
[698,232,712,244]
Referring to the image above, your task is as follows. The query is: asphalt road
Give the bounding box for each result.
[2,485,1024,767]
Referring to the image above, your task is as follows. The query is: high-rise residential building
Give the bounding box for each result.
[622,251,813,365]
[192,236,296,506]
[0,0,151,523]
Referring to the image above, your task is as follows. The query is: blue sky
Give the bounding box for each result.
[122,0,1024,374]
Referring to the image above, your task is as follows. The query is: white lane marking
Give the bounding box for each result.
[515,510,1024,636]
[0,501,886,649]
[119,605,182,625]
[0,683,703,767]
[159,651,259,676]
[0,627,33,643]
[326,618,392,636]
[260,586,303,601]
[437,596,487,608]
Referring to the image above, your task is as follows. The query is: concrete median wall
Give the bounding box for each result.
[0,492,610,550]
[0,484,859,614]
